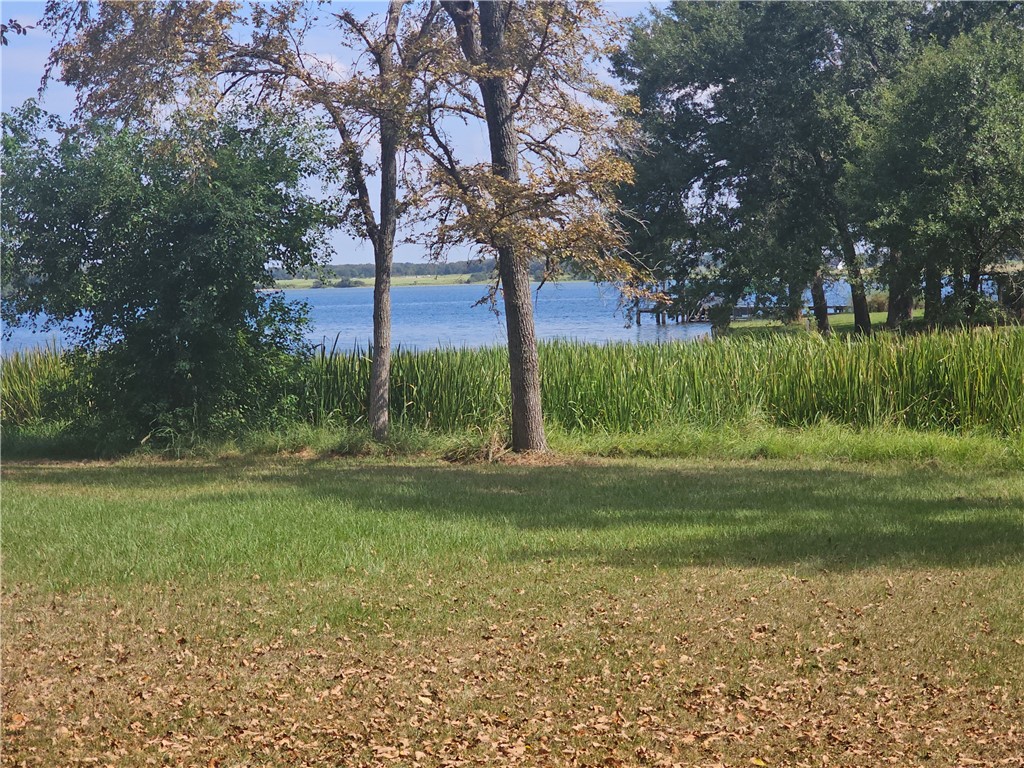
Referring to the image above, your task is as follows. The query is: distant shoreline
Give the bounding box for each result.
[272,275,588,290]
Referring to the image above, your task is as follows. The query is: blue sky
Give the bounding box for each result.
[1,1,656,265]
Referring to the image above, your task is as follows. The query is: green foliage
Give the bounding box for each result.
[615,2,1024,327]
[613,2,903,308]
[9,330,1022,442]
[853,22,1024,316]
[0,344,81,425]
[1,103,332,443]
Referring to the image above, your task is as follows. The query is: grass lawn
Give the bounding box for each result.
[3,453,1023,766]
[729,310,918,336]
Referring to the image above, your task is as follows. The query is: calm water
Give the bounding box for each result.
[2,281,720,353]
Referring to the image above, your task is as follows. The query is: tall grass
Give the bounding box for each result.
[0,344,77,426]
[5,328,1023,437]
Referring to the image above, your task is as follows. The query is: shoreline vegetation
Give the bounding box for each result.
[272,274,588,290]
[269,258,561,290]
[274,261,1024,291]
[275,274,480,289]
[3,325,1022,461]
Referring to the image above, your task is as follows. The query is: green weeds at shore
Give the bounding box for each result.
[4,328,1023,453]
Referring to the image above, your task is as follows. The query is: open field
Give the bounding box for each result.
[3,453,1023,766]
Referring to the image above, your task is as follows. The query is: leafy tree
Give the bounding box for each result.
[42,0,448,441]
[433,1,638,451]
[853,22,1024,324]
[1,103,331,443]
[613,1,924,334]
[615,1,1024,332]
[40,1,640,452]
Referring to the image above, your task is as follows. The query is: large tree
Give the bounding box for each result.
[854,22,1024,324]
[42,0,446,440]
[613,1,925,334]
[430,1,637,451]
[40,1,638,451]
[615,1,1024,333]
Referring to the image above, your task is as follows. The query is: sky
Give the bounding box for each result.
[1,0,658,265]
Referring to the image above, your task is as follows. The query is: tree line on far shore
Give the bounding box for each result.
[271,259,556,285]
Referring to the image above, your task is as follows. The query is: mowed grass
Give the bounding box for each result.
[729,310,905,335]
[3,454,1023,766]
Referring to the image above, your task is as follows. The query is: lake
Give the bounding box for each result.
[2,282,715,353]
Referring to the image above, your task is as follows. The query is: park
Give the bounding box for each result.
[2,2,1023,766]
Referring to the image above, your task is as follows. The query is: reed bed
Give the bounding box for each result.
[5,328,1023,436]
[538,329,1024,434]
[0,344,77,426]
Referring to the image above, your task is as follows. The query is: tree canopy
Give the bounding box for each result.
[37,0,641,450]
[853,21,1024,321]
[614,0,1024,331]
[1,103,332,442]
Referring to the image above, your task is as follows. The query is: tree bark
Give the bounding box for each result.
[965,254,983,319]
[366,1,407,441]
[783,281,804,324]
[368,120,399,441]
[810,271,831,336]
[496,245,546,451]
[835,223,872,334]
[924,260,942,326]
[448,0,547,451]
[810,147,870,334]
[885,248,914,329]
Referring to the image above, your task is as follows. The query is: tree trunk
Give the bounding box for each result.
[366,2,413,441]
[473,1,547,452]
[368,123,398,441]
[966,255,983,319]
[812,146,870,334]
[783,281,804,324]
[810,271,831,336]
[924,261,942,326]
[885,248,914,329]
[497,247,546,451]
[836,223,872,334]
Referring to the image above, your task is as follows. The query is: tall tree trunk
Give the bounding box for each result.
[783,281,804,324]
[811,270,831,336]
[368,121,399,441]
[468,1,547,451]
[885,248,914,329]
[966,254,983,319]
[496,247,546,450]
[811,148,870,334]
[836,223,872,334]
[924,260,942,326]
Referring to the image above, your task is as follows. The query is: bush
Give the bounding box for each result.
[866,291,889,313]
[1,103,332,444]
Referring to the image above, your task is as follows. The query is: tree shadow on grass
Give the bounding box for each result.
[5,459,1023,571]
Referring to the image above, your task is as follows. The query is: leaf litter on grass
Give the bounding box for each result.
[3,564,1023,768]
